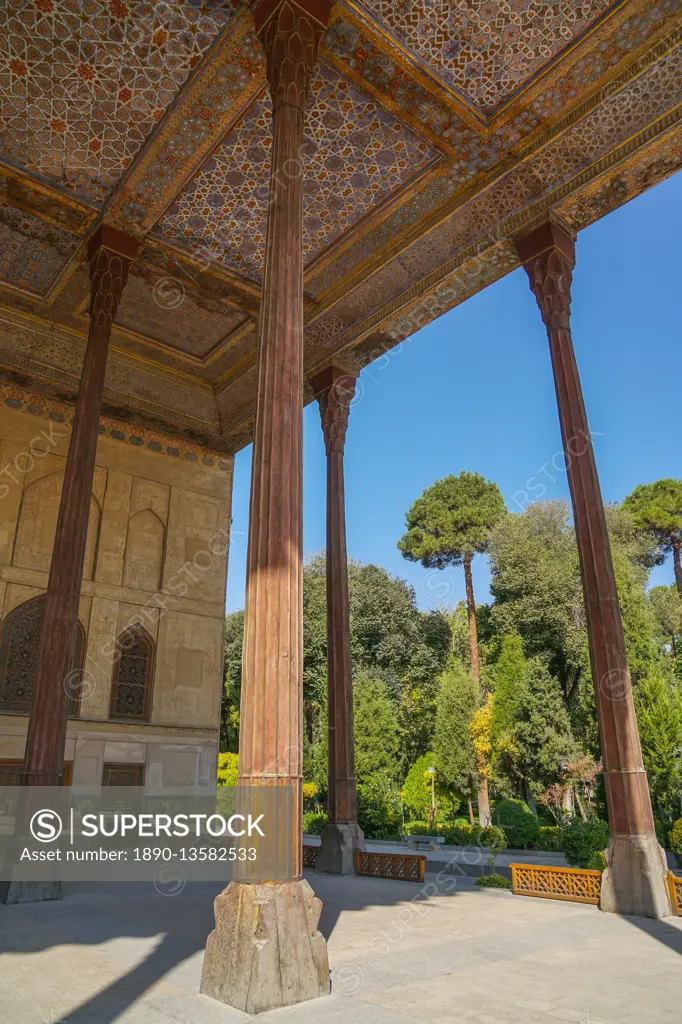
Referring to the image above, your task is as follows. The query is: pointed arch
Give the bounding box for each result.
[109,624,155,723]
[123,508,166,592]
[14,471,101,580]
[0,595,86,716]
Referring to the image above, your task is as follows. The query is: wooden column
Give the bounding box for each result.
[311,366,364,873]
[201,2,332,1012]
[22,225,138,788]
[515,219,670,918]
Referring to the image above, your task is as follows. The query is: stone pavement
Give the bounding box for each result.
[0,871,681,1024]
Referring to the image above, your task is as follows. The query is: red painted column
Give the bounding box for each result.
[201,2,332,1012]
[22,225,138,788]
[515,219,670,918]
[311,365,364,873]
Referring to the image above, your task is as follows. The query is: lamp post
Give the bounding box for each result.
[427,766,437,826]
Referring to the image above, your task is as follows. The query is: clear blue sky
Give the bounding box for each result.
[226,170,682,615]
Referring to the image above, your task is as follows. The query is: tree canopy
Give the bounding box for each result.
[398,471,506,570]
[623,479,682,597]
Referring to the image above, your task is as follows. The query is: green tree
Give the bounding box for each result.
[635,662,682,823]
[512,657,580,800]
[401,752,457,822]
[490,633,526,743]
[398,472,506,682]
[222,610,244,752]
[623,479,682,597]
[433,661,479,815]
[649,585,682,662]
[353,672,400,785]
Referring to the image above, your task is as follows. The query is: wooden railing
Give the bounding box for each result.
[667,872,682,915]
[355,850,425,883]
[510,863,602,905]
[302,844,318,868]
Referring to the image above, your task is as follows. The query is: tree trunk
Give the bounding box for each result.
[674,544,682,600]
[468,797,475,827]
[463,553,479,681]
[672,634,678,663]
[574,786,588,822]
[478,775,492,827]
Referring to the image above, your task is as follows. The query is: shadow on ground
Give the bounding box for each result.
[0,869,471,1024]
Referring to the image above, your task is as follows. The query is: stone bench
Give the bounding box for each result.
[403,834,445,852]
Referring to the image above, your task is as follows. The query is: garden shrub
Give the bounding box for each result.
[588,850,607,872]
[669,818,682,856]
[302,810,328,836]
[536,825,563,851]
[475,873,512,889]
[442,824,476,846]
[216,752,238,787]
[561,819,610,868]
[492,799,540,847]
[357,781,402,840]
[403,820,438,836]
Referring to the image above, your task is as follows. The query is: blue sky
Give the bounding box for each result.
[226,170,682,615]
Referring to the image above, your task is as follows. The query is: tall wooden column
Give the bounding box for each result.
[200,2,332,1013]
[515,219,670,918]
[22,224,138,789]
[311,365,364,874]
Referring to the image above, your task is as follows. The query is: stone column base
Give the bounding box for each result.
[200,878,329,1015]
[600,834,671,919]
[0,880,62,905]
[315,822,365,875]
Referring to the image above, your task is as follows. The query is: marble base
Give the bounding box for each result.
[315,822,365,875]
[600,834,671,919]
[0,879,62,905]
[200,879,329,1014]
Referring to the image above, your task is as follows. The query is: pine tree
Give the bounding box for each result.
[353,672,400,785]
[635,661,682,822]
[512,658,579,798]
[433,661,479,801]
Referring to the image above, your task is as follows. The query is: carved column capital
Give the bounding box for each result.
[252,0,331,110]
[312,365,357,455]
[87,224,139,331]
[514,219,576,333]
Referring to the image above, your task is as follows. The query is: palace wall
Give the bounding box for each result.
[0,396,234,788]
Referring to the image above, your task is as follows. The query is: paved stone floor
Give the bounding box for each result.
[0,872,681,1024]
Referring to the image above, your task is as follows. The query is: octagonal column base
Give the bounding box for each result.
[315,822,365,875]
[200,879,329,1014]
[600,834,671,919]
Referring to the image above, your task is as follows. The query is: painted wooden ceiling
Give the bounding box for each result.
[0,0,681,454]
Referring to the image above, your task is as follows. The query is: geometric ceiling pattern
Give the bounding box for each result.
[358,0,619,113]
[0,0,680,455]
[156,62,439,281]
[0,0,238,205]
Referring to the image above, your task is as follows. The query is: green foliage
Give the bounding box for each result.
[561,819,610,868]
[398,471,506,570]
[623,479,682,566]
[635,662,682,821]
[511,658,580,796]
[536,825,563,851]
[669,819,682,856]
[357,775,403,840]
[588,850,607,872]
[222,610,244,751]
[475,873,512,889]
[649,585,682,651]
[401,752,457,820]
[492,799,540,848]
[353,672,400,785]
[403,820,433,835]
[302,811,328,836]
[491,633,526,743]
[441,824,477,846]
[216,752,238,787]
[433,662,479,797]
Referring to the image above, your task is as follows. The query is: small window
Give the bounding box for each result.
[0,760,72,785]
[0,596,85,717]
[109,625,155,723]
[102,763,145,787]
